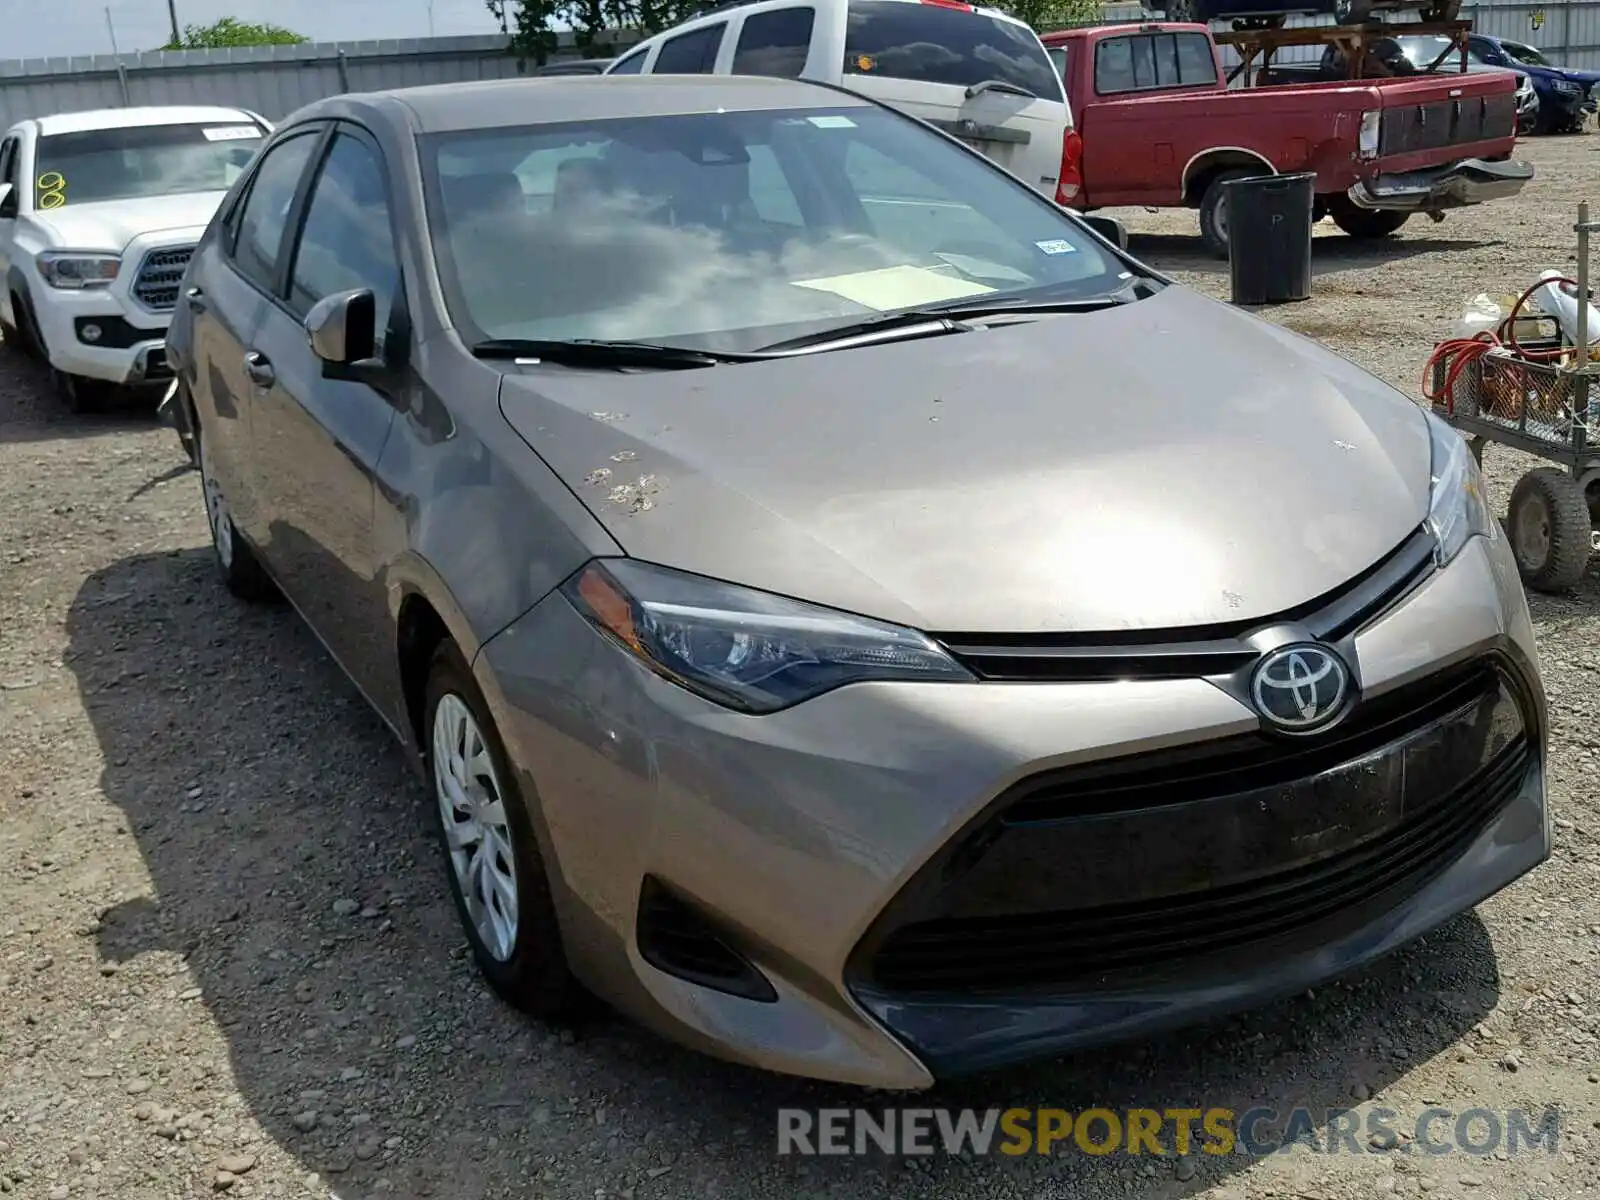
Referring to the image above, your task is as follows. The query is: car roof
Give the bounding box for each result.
[33,105,256,136]
[630,0,1035,53]
[355,74,871,134]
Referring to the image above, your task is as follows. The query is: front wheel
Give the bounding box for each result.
[1327,197,1411,239]
[196,417,274,601]
[425,641,580,1019]
[1198,168,1264,259]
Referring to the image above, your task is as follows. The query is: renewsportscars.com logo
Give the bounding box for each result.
[776,1107,1563,1158]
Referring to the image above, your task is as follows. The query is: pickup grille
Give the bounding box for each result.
[1378,92,1516,156]
[132,246,196,312]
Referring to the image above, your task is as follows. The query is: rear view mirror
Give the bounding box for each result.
[1083,214,1129,251]
[0,183,15,220]
[306,288,376,366]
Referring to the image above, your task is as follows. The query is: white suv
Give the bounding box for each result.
[606,0,1074,201]
[0,105,269,410]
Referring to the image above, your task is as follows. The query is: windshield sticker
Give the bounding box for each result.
[36,171,65,209]
[807,115,857,128]
[854,54,876,71]
[791,264,996,311]
[1035,239,1076,255]
[202,125,260,141]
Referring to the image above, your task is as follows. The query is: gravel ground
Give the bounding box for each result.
[3,133,1600,1200]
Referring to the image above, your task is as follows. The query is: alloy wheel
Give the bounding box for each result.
[198,432,234,570]
[432,693,520,962]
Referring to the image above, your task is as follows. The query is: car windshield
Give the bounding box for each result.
[32,120,265,209]
[1500,41,1553,66]
[423,105,1126,354]
[1393,36,1484,69]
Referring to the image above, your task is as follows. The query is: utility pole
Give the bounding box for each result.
[166,0,181,46]
[105,6,121,53]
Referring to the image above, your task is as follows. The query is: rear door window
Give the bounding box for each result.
[1094,32,1215,95]
[653,23,726,73]
[731,7,815,77]
[842,0,1063,101]
[1046,45,1067,81]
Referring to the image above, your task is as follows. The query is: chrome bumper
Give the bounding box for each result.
[1349,157,1535,213]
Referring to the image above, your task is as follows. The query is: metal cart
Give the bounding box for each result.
[1427,202,1600,594]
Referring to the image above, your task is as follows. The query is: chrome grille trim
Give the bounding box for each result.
[131,245,196,313]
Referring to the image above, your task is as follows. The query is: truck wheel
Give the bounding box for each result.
[1508,466,1593,593]
[1198,168,1265,259]
[1163,0,1199,19]
[1419,0,1461,19]
[1328,197,1410,239]
[1334,0,1373,23]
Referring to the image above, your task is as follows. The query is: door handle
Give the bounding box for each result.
[243,350,275,389]
[185,286,207,313]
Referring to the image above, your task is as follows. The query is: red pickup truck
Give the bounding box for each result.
[1042,22,1534,256]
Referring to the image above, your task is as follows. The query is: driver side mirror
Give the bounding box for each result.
[1082,214,1129,251]
[0,183,16,220]
[306,287,377,368]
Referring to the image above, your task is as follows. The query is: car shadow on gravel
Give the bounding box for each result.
[0,361,165,446]
[69,547,1504,1200]
[1129,232,1496,280]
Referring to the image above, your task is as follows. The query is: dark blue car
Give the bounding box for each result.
[1466,34,1595,132]
[1160,0,1459,29]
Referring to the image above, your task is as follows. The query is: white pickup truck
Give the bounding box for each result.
[0,105,269,411]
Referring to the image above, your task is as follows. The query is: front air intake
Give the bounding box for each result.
[635,876,776,1002]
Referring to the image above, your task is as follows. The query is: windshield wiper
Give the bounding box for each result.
[470,337,764,369]
[755,285,1155,355]
[966,78,1038,99]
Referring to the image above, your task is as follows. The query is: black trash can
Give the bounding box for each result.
[1225,172,1315,306]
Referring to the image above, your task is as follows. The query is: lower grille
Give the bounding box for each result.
[132,245,195,312]
[868,737,1529,994]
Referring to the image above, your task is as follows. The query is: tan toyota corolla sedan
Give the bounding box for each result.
[160,71,1551,1089]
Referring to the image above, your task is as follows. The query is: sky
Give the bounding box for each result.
[0,0,508,59]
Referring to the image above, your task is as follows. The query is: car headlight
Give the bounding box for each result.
[1555,78,1580,94]
[562,559,974,713]
[1358,109,1380,159]
[37,251,120,290]
[1426,412,1496,567]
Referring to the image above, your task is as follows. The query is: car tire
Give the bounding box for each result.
[50,368,112,415]
[1327,197,1410,239]
[1419,0,1461,19]
[10,289,46,364]
[424,641,580,1020]
[195,416,275,601]
[1198,168,1264,259]
[1163,0,1200,20]
[1334,0,1373,23]
[1508,466,1593,593]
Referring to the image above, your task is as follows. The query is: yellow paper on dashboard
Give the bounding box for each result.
[790,265,996,311]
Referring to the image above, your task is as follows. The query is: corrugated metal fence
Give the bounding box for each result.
[0,32,633,133]
[0,0,1591,131]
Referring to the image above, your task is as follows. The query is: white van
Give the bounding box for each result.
[604,0,1075,202]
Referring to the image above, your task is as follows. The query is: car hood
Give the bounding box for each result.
[25,191,227,252]
[498,286,1433,634]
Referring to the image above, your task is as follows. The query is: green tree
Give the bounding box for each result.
[993,0,1106,32]
[488,0,704,64]
[164,17,309,50]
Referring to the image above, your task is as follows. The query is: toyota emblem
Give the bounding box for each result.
[1249,643,1351,732]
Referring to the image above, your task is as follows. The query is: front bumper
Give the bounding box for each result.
[1349,157,1535,213]
[476,529,1549,1088]
[29,285,173,385]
